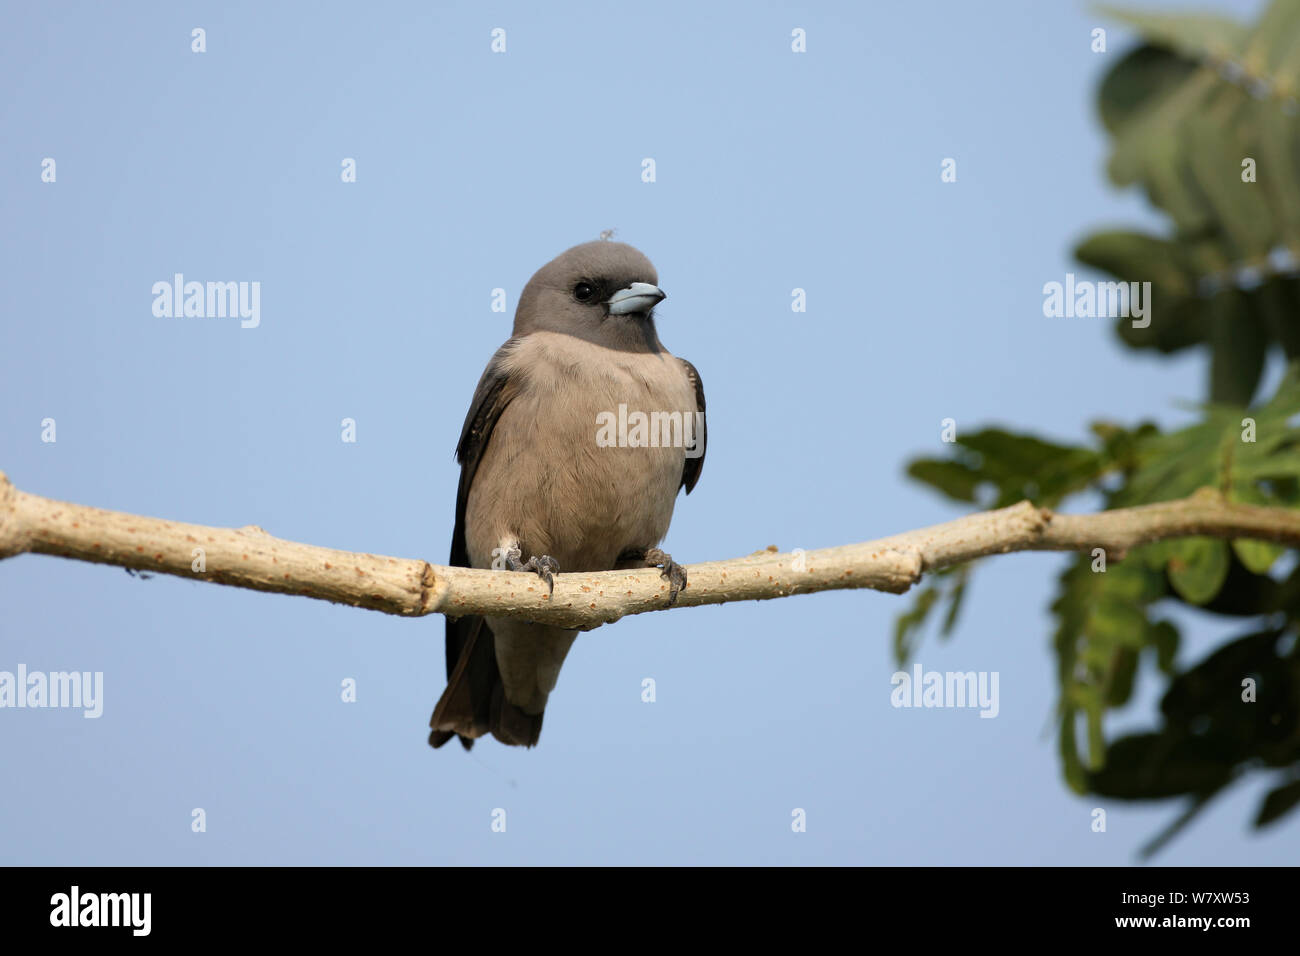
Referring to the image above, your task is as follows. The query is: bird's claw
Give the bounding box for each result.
[644,548,687,605]
[506,548,560,595]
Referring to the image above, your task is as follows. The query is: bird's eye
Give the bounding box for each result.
[574,282,595,301]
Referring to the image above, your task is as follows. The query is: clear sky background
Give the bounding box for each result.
[3,0,1295,865]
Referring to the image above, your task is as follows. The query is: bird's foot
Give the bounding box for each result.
[505,548,560,595]
[644,548,687,605]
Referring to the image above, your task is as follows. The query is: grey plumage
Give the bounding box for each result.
[429,241,706,749]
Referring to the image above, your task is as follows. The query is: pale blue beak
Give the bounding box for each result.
[606,282,666,315]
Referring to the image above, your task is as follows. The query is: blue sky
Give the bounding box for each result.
[3,0,1295,864]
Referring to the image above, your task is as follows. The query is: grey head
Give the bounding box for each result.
[513,241,667,353]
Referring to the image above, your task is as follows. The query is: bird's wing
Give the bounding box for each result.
[449,344,518,567]
[445,345,520,674]
[679,357,706,494]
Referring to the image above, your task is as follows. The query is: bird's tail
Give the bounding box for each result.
[429,615,544,749]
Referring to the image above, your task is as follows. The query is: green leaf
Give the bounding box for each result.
[1232,538,1285,575]
[1234,451,1300,482]
[1060,706,1088,794]
[1087,733,1233,799]
[906,459,981,503]
[894,586,940,666]
[1088,598,1156,648]
[1209,290,1268,405]
[1186,101,1277,254]
[1229,480,1291,573]
[1086,701,1106,771]
[1150,620,1180,675]
[1107,648,1140,706]
[1074,230,1197,294]
[1094,7,1248,61]
[1166,537,1231,604]
[1094,44,1198,135]
[940,566,970,638]
[1255,779,1300,827]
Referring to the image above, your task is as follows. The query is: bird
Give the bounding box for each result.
[429,240,706,749]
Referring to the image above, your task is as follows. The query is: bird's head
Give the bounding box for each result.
[514,240,667,352]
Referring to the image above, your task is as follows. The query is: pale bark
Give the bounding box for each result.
[1,473,1296,630]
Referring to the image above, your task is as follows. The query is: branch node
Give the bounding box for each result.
[418,562,449,615]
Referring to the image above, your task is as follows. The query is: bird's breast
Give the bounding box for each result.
[466,332,697,571]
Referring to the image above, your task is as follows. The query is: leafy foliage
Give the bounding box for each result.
[897,0,1300,853]
[902,370,1300,844]
[1077,2,1300,404]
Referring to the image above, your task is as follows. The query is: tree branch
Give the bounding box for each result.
[2,473,1297,630]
